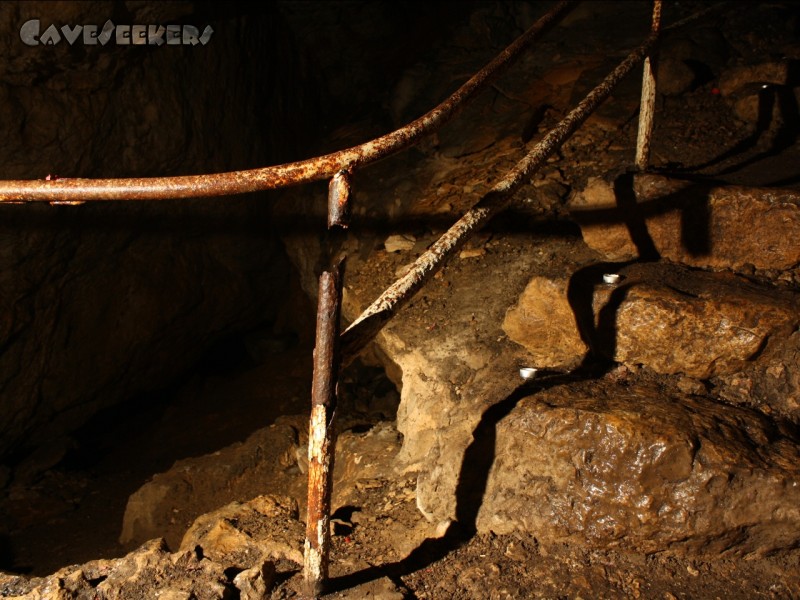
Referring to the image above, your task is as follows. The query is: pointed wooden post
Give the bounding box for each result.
[635,0,662,171]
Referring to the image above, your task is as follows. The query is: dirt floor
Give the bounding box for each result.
[2,1,800,598]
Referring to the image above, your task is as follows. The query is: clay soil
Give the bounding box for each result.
[2,1,800,598]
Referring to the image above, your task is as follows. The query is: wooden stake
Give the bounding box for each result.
[635,0,662,171]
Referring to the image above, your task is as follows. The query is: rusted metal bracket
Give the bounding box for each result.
[635,0,663,171]
[0,1,575,204]
[340,26,662,363]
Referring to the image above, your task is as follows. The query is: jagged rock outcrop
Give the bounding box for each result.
[503,261,800,380]
[0,495,305,600]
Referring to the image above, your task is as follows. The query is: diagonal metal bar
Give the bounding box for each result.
[0,1,575,204]
[340,27,661,363]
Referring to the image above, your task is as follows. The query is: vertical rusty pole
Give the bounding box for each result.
[303,261,343,597]
[635,0,662,171]
[303,171,351,597]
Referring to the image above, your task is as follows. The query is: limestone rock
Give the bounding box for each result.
[95,539,230,600]
[121,417,403,549]
[656,31,728,96]
[503,261,799,381]
[718,61,790,122]
[656,57,697,96]
[333,576,406,600]
[476,380,800,557]
[716,330,800,424]
[233,560,276,600]
[0,497,305,598]
[607,263,798,379]
[718,62,789,96]
[502,276,588,369]
[568,177,637,261]
[0,537,245,599]
[569,175,800,273]
[120,417,307,550]
[179,496,304,567]
[384,234,416,253]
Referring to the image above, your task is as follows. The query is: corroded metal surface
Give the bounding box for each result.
[328,169,352,228]
[303,258,344,598]
[341,28,661,362]
[0,1,575,204]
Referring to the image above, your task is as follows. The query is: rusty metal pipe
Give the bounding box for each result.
[303,257,344,598]
[341,28,661,361]
[0,1,575,204]
[303,170,350,596]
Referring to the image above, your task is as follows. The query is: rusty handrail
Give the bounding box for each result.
[303,257,344,598]
[0,1,575,204]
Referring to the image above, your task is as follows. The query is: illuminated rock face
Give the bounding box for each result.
[477,380,800,558]
[504,261,800,380]
[570,175,800,272]
[272,0,800,559]
[2,0,800,588]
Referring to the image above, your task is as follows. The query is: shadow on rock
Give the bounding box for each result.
[325,369,601,596]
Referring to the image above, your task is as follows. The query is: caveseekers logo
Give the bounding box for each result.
[20,19,213,46]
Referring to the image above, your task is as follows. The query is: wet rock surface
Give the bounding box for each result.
[477,378,800,556]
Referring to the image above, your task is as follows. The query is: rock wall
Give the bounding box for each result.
[0,1,315,460]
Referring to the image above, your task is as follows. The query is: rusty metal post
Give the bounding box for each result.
[635,0,662,171]
[303,258,344,598]
[303,166,352,596]
[327,169,352,228]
